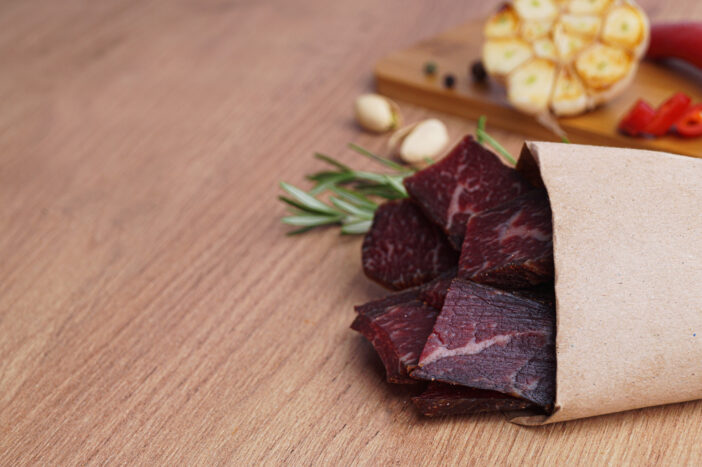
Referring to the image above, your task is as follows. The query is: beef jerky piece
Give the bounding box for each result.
[354,271,455,318]
[351,269,456,383]
[512,283,556,308]
[351,275,455,383]
[353,287,421,317]
[412,278,556,408]
[421,269,554,310]
[403,136,534,249]
[459,190,554,288]
[417,269,456,310]
[352,299,439,384]
[412,382,536,417]
[362,199,458,290]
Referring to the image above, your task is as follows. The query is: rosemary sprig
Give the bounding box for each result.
[348,143,413,173]
[476,116,516,165]
[279,146,414,235]
[279,115,523,236]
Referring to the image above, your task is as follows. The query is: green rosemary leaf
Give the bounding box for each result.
[279,182,339,215]
[308,182,332,197]
[308,173,356,196]
[478,129,516,165]
[355,185,406,199]
[282,214,342,226]
[341,219,373,235]
[278,195,322,214]
[352,171,412,196]
[351,170,394,185]
[329,185,378,210]
[306,170,345,182]
[343,214,365,224]
[314,152,351,171]
[329,197,374,219]
[476,115,487,143]
[475,116,516,165]
[347,143,413,173]
[384,175,409,197]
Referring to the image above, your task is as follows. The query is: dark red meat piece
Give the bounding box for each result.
[412,278,556,408]
[352,299,439,384]
[417,269,456,310]
[412,382,536,417]
[351,275,455,383]
[362,199,458,290]
[459,190,554,288]
[512,284,556,308]
[403,136,534,249]
[353,287,421,317]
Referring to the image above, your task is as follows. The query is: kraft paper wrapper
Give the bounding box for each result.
[510,142,702,426]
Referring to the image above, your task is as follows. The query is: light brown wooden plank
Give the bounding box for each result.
[0,0,701,465]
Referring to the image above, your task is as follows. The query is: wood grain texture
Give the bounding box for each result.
[0,0,700,465]
[376,20,702,157]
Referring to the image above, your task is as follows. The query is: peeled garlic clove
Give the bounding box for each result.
[354,94,402,133]
[387,122,417,152]
[396,119,449,164]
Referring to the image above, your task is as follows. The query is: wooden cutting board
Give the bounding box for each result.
[376,20,702,158]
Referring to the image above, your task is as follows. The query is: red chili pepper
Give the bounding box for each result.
[618,99,656,136]
[675,104,702,138]
[643,92,692,136]
[647,23,702,71]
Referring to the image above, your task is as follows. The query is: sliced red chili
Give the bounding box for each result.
[618,99,656,136]
[675,104,702,137]
[643,92,692,136]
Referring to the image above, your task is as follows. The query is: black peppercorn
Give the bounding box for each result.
[471,60,487,83]
[423,61,438,76]
[470,60,487,83]
[443,74,456,89]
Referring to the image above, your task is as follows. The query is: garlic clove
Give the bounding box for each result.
[354,94,402,133]
[388,122,418,152]
[395,119,449,164]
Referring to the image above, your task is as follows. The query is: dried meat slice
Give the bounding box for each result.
[512,284,556,308]
[417,269,456,310]
[459,190,554,288]
[362,199,458,290]
[403,136,534,249]
[352,299,439,384]
[412,278,556,408]
[351,275,454,384]
[353,287,421,317]
[412,382,536,417]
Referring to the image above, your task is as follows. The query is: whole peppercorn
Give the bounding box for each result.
[423,61,438,76]
[471,60,487,83]
[443,74,456,89]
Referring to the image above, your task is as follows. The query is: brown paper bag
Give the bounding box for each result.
[510,142,702,425]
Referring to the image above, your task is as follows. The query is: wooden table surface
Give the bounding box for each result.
[2,1,701,465]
